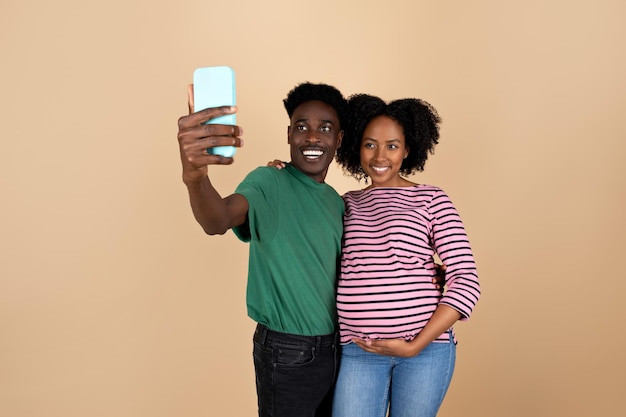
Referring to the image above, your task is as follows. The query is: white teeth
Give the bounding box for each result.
[303,150,323,157]
[372,166,389,172]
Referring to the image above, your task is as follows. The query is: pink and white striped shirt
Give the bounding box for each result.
[337,184,480,345]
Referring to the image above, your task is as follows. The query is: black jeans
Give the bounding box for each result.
[252,323,339,417]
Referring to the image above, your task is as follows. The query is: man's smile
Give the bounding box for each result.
[302,148,324,161]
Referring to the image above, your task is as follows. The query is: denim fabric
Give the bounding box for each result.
[332,334,456,417]
[253,323,339,417]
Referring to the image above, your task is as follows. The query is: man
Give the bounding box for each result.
[177,82,348,417]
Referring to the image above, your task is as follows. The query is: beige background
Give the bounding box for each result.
[1,0,624,416]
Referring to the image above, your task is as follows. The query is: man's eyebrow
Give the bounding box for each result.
[293,118,336,125]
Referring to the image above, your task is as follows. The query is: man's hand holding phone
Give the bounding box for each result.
[177,84,243,185]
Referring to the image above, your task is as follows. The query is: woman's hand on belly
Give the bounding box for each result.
[351,337,421,358]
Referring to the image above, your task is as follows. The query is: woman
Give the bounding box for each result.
[331,94,480,417]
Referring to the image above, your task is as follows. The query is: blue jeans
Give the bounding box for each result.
[332,335,456,417]
[253,323,339,417]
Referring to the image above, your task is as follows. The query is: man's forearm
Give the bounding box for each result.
[186,176,233,235]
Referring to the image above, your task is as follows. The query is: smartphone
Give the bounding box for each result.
[193,66,237,158]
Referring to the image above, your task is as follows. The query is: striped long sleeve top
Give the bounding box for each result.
[337,184,480,345]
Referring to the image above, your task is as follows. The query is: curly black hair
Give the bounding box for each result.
[336,94,441,181]
[283,82,348,129]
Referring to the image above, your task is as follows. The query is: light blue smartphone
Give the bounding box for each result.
[193,66,237,158]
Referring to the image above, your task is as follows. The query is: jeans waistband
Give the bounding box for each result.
[254,323,336,350]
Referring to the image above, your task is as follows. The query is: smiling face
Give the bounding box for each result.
[360,115,410,188]
[287,100,343,183]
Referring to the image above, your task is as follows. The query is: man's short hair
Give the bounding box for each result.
[283,83,348,129]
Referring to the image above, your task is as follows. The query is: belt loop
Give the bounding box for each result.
[262,325,269,345]
[315,335,321,352]
[256,323,268,345]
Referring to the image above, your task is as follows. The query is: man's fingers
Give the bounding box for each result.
[178,114,243,140]
[197,105,238,122]
[179,106,239,130]
[178,123,243,153]
[180,141,238,168]
[180,133,243,154]
[204,135,244,149]
[201,154,236,165]
[200,122,243,138]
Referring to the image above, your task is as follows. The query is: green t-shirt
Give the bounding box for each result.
[233,164,344,336]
